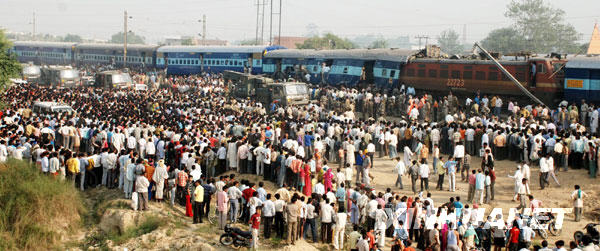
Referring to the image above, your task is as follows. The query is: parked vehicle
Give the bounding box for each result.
[219,224,252,248]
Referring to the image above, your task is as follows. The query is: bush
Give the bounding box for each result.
[0,159,84,249]
[109,215,164,245]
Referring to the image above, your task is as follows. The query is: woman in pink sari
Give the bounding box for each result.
[303,162,312,196]
[323,168,333,193]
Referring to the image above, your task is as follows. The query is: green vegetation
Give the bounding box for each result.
[83,215,164,250]
[108,215,164,245]
[296,33,357,49]
[481,0,581,53]
[110,31,146,44]
[0,159,84,250]
[0,29,22,89]
[437,29,465,55]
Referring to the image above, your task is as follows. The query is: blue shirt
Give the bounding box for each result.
[304,134,314,147]
[336,187,346,202]
[393,227,409,240]
[444,161,457,173]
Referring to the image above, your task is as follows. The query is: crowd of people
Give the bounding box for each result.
[0,71,598,251]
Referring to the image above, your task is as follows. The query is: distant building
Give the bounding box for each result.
[273,36,308,49]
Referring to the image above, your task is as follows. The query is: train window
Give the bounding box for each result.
[451,70,460,79]
[313,66,318,72]
[418,64,426,68]
[428,69,437,78]
[501,73,510,81]
[343,67,348,74]
[439,70,448,78]
[418,69,426,77]
[488,72,498,81]
[407,69,415,77]
[440,64,449,69]
[537,63,546,73]
[515,72,526,82]
[463,71,472,79]
[475,71,485,80]
[390,70,396,77]
[382,69,387,76]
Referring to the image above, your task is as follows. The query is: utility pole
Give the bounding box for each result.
[415,35,429,50]
[269,0,273,45]
[462,24,467,45]
[261,0,266,44]
[255,0,260,44]
[278,0,281,45]
[202,14,206,45]
[32,11,36,40]
[124,10,128,68]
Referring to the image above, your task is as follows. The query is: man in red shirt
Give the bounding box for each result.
[489,166,496,200]
[250,206,262,249]
[242,183,256,222]
[507,221,520,251]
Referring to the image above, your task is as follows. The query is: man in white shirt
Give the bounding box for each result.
[262,194,275,239]
[520,224,535,249]
[227,181,242,223]
[419,159,430,192]
[333,206,347,250]
[373,204,388,248]
[320,199,335,243]
[394,157,406,189]
[571,185,587,222]
[539,154,550,189]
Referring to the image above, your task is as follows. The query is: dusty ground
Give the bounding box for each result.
[69,152,600,250]
[367,153,600,245]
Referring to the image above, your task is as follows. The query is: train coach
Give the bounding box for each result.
[263,49,415,89]
[11,41,76,65]
[156,45,285,75]
[74,43,157,68]
[564,56,600,102]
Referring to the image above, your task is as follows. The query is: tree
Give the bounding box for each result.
[238,39,258,46]
[437,29,464,54]
[110,31,145,44]
[0,30,22,89]
[181,38,195,45]
[498,0,579,53]
[62,34,83,43]
[296,33,357,49]
[369,39,389,49]
[481,28,527,54]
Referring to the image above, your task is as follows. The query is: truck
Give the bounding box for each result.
[224,70,309,107]
[22,63,41,82]
[94,70,133,89]
[40,66,80,87]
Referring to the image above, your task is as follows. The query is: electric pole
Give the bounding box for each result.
[124,10,128,68]
[255,0,260,44]
[202,14,206,45]
[278,0,282,45]
[261,0,266,44]
[269,0,273,45]
[415,35,429,50]
[32,11,36,40]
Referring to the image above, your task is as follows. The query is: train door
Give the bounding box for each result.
[361,60,375,86]
[200,54,204,72]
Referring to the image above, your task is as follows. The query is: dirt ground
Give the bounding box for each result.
[366,154,600,245]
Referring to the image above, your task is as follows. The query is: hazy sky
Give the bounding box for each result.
[1,0,598,44]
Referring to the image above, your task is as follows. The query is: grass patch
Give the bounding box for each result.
[108,215,164,245]
[0,159,84,250]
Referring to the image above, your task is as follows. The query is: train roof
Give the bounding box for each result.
[565,56,600,69]
[410,58,529,66]
[156,45,285,54]
[76,43,158,51]
[264,49,417,62]
[12,41,76,48]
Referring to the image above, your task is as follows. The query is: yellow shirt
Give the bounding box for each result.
[66,158,80,174]
[194,185,205,203]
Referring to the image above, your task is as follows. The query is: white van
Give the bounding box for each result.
[32,101,74,114]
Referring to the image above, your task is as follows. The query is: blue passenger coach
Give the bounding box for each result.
[156,45,285,75]
[564,56,600,102]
